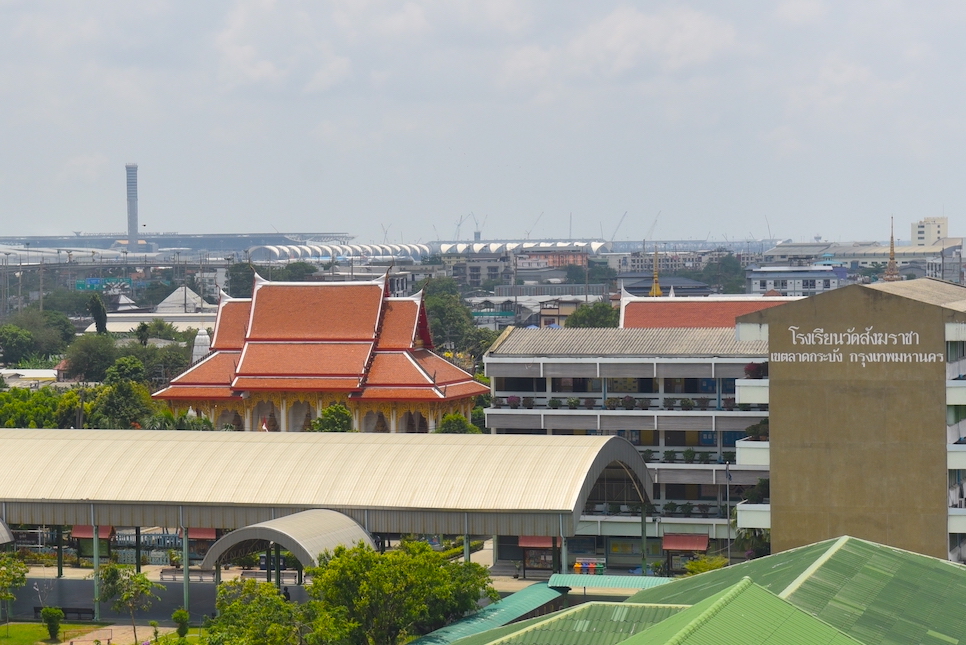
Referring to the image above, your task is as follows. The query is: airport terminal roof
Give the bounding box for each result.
[0,430,651,536]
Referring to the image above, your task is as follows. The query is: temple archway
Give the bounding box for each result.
[363,411,389,433]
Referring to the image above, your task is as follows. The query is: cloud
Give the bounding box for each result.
[58,154,109,182]
[774,1,828,25]
[303,54,352,93]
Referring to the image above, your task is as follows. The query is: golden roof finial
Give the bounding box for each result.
[883,216,901,282]
[648,244,663,297]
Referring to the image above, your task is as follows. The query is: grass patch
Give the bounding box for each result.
[0,622,100,645]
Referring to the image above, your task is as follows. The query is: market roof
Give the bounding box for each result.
[547,574,671,590]
[410,582,563,645]
[486,327,767,358]
[865,277,966,310]
[623,578,863,645]
[0,520,12,545]
[0,430,652,537]
[449,601,686,645]
[620,296,798,329]
[200,509,373,570]
[625,536,966,645]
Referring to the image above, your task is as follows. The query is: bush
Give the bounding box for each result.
[683,448,696,463]
[436,413,482,434]
[662,449,677,463]
[684,555,728,576]
[172,608,190,638]
[41,606,64,640]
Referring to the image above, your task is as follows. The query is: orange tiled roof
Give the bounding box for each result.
[237,343,373,377]
[154,385,240,400]
[247,282,384,341]
[366,353,430,386]
[170,352,239,386]
[412,350,476,385]
[210,300,251,350]
[377,299,419,350]
[437,381,489,399]
[232,376,361,391]
[622,300,788,329]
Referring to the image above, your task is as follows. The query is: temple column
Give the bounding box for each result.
[245,406,254,432]
[280,398,288,432]
[390,407,398,433]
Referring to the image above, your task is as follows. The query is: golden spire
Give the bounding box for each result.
[883,216,900,282]
[648,244,663,297]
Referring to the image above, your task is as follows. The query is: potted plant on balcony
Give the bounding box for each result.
[682,448,696,463]
[723,397,736,411]
[663,449,678,463]
[583,397,596,410]
[680,398,695,410]
[548,398,561,409]
[641,448,655,462]
[567,397,580,409]
[724,451,736,463]
[605,398,619,410]
[621,395,636,410]
[695,397,710,410]
[639,397,653,410]
[679,502,694,517]
[508,396,521,409]
[698,451,711,464]
[696,503,710,517]
[744,361,768,379]
[662,501,678,516]
[522,397,535,409]
[643,501,656,516]
[492,397,504,409]
[663,397,677,410]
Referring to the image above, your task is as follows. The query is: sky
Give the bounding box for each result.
[2,1,965,246]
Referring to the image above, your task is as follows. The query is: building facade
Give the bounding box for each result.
[745,265,845,296]
[912,216,948,246]
[735,279,966,561]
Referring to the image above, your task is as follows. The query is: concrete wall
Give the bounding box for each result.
[764,285,952,558]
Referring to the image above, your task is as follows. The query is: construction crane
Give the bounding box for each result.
[470,213,488,240]
[610,211,628,242]
[524,212,544,240]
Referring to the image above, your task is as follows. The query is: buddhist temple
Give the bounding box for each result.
[154,275,488,432]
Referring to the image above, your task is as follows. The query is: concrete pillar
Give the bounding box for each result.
[245,407,254,432]
[280,399,288,432]
[183,525,190,612]
[428,413,437,432]
[93,526,100,621]
[390,408,397,433]
[561,537,568,571]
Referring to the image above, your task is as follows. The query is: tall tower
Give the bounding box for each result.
[126,163,138,252]
[883,217,901,282]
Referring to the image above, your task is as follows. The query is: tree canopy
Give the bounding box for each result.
[436,412,481,434]
[564,301,619,328]
[309,403,354,432]
[0,553,28,634]
[66,334,118,381]
[87,294,108,334]
[97,563,164,644]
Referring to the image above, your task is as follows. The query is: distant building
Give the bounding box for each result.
[617,273,712,297]
[912,216,948,246]
[745,266,845,296]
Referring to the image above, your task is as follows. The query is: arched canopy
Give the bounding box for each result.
[0,519,12,545]
[0,430,652,536]
[200,509,372,570]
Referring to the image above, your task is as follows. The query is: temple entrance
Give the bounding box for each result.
[289,401,315,432]
[363,411,390,433]
[401,411,429,433]
[215,409,245,431]
[253,401,280,432]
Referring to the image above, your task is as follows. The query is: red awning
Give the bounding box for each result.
[178,528,217,540]
[662,533,709,552]
[72,525,114,539]
[518,536,555,548]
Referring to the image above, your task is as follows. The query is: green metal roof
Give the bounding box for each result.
[627,536,966,645]
[410,582,562,645]
[623,578,864,645]
[548,574,672,590]
[451,602,685,645]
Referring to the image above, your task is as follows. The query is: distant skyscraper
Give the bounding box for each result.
[126,163,138,252]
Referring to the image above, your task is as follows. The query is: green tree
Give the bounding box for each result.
[97,563,163,645]
[66,333,117,381]
[40,606,64,640]
[91,380,155,428]
[683,555,728,576]
[0,553,28,636]
[87,294,108,334]
[564,301,619,328]
[307,541,497,645]
[7,309,75,356]
[227,263,257,298]
[462,327,498,360]
[309,403,354,432]
[436,413,482,434]
[42,288,93,315]
[0,325,35,364]
[104,356,147,385]
[135,321,150,347]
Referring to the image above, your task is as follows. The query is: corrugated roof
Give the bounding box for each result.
[624,578,863,645]
[486,328,766,358]
[411,583,563,645]
[865,277,966,311]
[0,520,11,545]
[626,536,966,645]
[621,299,795,329]
[0,431,652,530]
[548,574,672,590]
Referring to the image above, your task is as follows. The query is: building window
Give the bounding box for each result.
[802,279,816,289]
[759,280,767,289]
[778,280,788,289]
[823,279,831,289]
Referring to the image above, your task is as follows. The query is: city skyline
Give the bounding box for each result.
[1,2,963,246]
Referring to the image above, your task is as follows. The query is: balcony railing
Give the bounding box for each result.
[490,394,766,413]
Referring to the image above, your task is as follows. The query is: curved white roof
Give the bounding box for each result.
[0,430,650,536]
[200,509,372,569]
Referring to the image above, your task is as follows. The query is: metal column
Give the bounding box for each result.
[274,543,282,589]
[92,525,100,622]
[135,527,141,573]
[56,527,63,578]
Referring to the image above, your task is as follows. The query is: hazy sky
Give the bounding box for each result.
[2,1,965,246]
